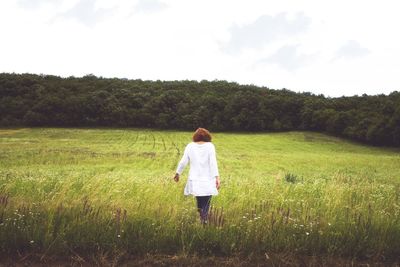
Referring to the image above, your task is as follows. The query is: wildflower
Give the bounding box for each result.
[30,240,34,244]
[117,234,121,238]
[305,232,310,235]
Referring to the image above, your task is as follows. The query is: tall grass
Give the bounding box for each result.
[0,128,399,260]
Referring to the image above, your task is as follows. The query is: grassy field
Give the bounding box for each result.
[0,128,399,263]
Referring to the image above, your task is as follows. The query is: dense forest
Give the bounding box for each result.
[0,73,399,147]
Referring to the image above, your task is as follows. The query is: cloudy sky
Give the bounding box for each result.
[1,0,399,97]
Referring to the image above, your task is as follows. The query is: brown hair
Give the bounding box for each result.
[192,128,212,142]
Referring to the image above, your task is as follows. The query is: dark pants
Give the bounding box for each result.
[196,195,211,223]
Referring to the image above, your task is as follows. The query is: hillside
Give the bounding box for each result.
[0,73,399,147]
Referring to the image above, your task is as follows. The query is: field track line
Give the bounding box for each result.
[151,133,156,150]
[161,136,166,151]
[127,132,140,150]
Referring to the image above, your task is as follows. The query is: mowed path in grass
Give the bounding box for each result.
[0,128,399,259]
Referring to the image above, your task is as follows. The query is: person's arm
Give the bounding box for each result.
[174,145,190,182]
[215,176,220,190]
[209,144,220,189]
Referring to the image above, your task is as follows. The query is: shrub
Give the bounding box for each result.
[285,173,299,183]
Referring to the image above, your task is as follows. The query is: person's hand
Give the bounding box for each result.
[173,173,179,182]
[216,176,220,190]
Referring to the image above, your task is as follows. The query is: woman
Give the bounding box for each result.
[174,128,221,224]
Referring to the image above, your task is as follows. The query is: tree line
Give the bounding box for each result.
[0,73,399,147]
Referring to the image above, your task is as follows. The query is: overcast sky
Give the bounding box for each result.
[1,0,399,97]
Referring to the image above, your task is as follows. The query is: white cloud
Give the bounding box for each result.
[17,0,63,9]
[54,0,115,27]
[134,0,168,13]
[224,12,311,53]
[256,45,316,71]
[334,40,370,60]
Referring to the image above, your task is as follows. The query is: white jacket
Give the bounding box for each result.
[176,142,219,196]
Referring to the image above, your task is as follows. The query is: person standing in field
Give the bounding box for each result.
[174,128,221,224]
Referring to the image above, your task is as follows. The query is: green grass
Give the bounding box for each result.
[0,128,399,261]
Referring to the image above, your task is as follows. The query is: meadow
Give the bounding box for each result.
[0,128,399,264]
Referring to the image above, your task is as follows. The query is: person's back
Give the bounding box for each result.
[187,142,211,178]
[177,142,219,196]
